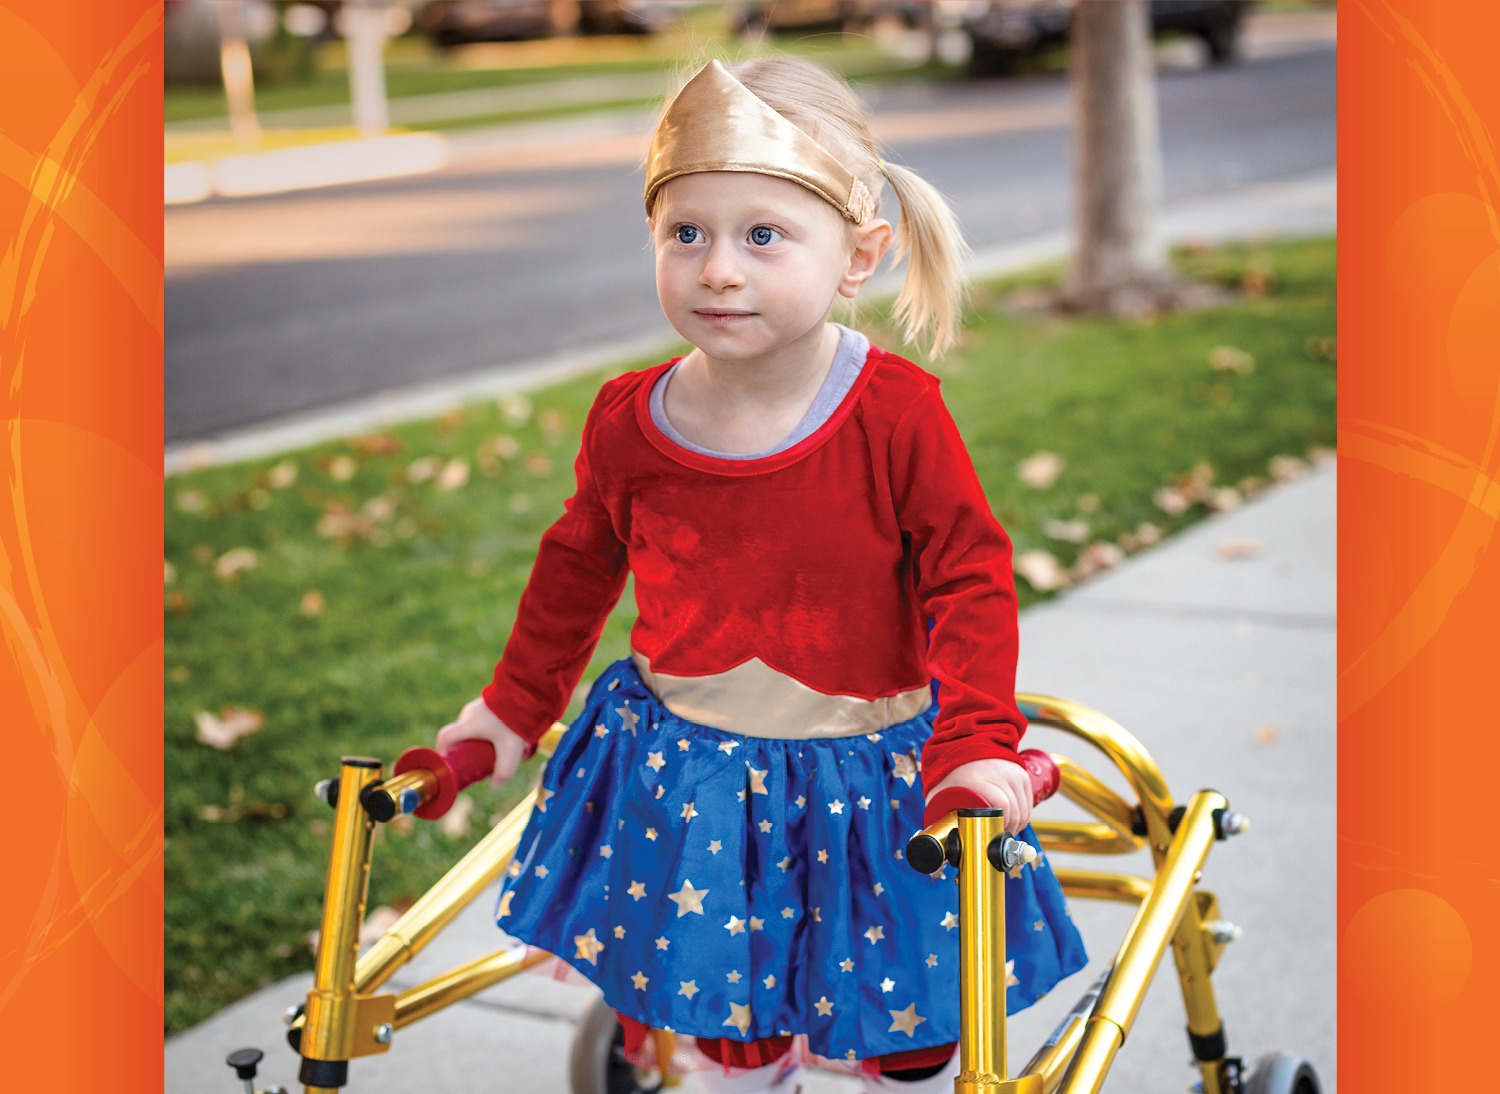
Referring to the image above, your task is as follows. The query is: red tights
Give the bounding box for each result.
[617,1013,956,1073]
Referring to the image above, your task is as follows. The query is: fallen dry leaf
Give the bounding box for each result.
[167,592,192,616]
[1304,335,1336,361]
[350,433,402,457]
[1215,538,1264,560]
[175,489,208,514]
[266,460,298,488]
[317,502,376,543]
[1014,549,1070,592]
[491,434,521,459]
[407,456,442,484]
[300,590,325,616]
[499,393,533,427]
[1269,454,1308,483]
[538,408,567,441]
[1308,445,1336,467]
[1017,451,1066,490]
[437,457,471,492]
[1238,476,1268,498]
[327,454,357,482]
[1072,542,1125,579]
[195,707,264,749]
[1209,346,1255,374]
[1134,522,1163,546]
[440,795,475,839]
[524,453,553,478]
[1208,487,1243,513]
[1253,724,1279,746]
[1240,265,1273,297]
[1153,486,1192,516]
[438,407,468,432]
[1044,518,1090,543]
[165,560,177,586]
[214,547,259,580]
[362,495,396,522]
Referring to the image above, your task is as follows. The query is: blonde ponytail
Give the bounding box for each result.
[879,161,971,360]
[714,56,970,362]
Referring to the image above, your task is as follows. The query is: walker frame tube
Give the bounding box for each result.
[284,697,1244,1094]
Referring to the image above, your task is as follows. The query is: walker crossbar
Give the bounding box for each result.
[231,695,1304,1094]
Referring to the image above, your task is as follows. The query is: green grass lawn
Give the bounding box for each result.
[163,237,1335,1033]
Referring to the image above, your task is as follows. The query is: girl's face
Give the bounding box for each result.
[650,171,886,368]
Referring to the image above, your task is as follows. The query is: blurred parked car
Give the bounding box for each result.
[962,0,1254,76]
[735,0,923,36]
[417,0,679,46]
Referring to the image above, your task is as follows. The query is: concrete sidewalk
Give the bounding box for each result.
[166,465,1335,1094]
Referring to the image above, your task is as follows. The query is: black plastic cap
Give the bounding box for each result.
[340,756,382,769]
[360,784,396,822]
[299,1057,349,1088]
[906,833,946,875]
[226,1047,263,1080]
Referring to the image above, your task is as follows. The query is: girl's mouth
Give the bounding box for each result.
[695,309,756,326]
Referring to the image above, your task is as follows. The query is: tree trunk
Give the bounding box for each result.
[1063,0,1180,315]
[216,1,261,143]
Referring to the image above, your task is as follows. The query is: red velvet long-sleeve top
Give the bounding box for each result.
[482,344,1027,791]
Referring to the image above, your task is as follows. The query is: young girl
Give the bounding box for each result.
[437,56,1086,1093]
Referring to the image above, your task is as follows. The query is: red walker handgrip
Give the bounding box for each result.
[921,749,1059,828]
[392,738,497,820]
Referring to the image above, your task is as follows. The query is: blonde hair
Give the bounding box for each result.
[659,54,970,360]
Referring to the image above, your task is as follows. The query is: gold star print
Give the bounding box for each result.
[888,1003,926,1037]
[891,752,918,788]
[656,937,670,951]
[632,971,649,990]
[535,865,549,879]
[841,958,854,972]
[536,788,554,813]
[828,799,845,815]
[616,705,640,732]
[858,796,872,810]
[599,845,613,858]
[668,879,709,917]
[681,801,699,821]
[678,738,691,751]
[865,925,885,944]
[507,861,522,877]
[762,974,777,989]
[1006,960,1019,987]
[758,820,772,833]
[1035,919,1045,931]
[778,857,792,872]
[646,827,658,841]
[646,752,665,772]
[727,971,741,983]
[708,840,723,855]
[576,767,587,779]
[614,926,626,939]
[748,917,765,932]
[655,786,665,799]
[812,907,822,922]
[868,732,883,742]
[498,891,514,918]
[814,997,835,1017]
[737,791,746,802]
[872,883,885,896]
[718,740,739,755]
[817,849,829,864]
[574,928,604,966]
[748,766,769,795]
[725,916,746,936]
[679,981,699,999]
[926,954,938,967]
[724,1003,753,1036]
[584,801,594,812]
[880,978,895,993]
[795,795,806,808]
[594,724,608,738]
[781,907,795,919]
[1007,858,1027,879]
[941,912,959,931]
[846,1051,858,1061]
[628,881,646,901]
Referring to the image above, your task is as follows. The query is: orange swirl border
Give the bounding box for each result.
[2,0,1498,1088]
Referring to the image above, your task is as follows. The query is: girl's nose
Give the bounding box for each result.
[699,240,745,292]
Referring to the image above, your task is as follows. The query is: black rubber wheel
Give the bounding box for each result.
[1244,1053,1322,1094]
[568,996,666,1094]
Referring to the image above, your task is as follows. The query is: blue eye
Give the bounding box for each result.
[675,225,700,244]
[749,226,781,246]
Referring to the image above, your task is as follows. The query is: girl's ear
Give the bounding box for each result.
[838,218,893,300]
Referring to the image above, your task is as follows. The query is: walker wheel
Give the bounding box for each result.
[569,996,666,1094]
[1244,1053,1321,1094]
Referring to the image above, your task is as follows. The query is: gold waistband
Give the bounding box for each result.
[631,652,931,740]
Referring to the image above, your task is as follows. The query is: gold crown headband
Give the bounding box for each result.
[644,60,877,226]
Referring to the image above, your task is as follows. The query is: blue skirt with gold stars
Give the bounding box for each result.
[496,659,1087,1062]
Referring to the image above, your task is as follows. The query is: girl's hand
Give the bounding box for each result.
[925,757,1033,835]
[435,697,529,788]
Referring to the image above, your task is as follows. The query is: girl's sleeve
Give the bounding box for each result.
[890,385,1028,795]
[481,397,629,748]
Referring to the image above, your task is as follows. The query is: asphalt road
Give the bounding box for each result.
[165,39,1335,444]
